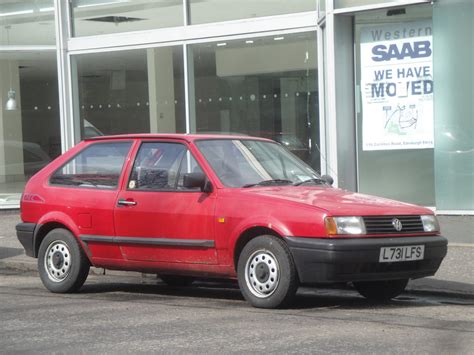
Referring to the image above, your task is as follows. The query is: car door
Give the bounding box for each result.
[113,140,217,264]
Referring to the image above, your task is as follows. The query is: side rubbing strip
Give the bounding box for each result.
[80,235,215,248]
[80,235,115,243]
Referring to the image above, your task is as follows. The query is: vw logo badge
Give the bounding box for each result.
[392,218,403,232]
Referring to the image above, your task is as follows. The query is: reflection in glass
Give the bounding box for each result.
[74,46,185,139]
[433,0,474,210]
[335,0,391,9]
[129,142,186,190]
[0,51,60,206]
[71,0,183,37]
[189,32,320,172]
[196,139,319,188]
[354,6,434,206]
[50,142,132,189]
[0,0,55,45]
[189,0,316,25]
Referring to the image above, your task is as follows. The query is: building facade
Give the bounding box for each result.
[0,0,472,216]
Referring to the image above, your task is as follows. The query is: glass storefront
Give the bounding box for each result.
[335,0,394,9]
[433,0,474,211]
[189,32,320,170]
[0,0,472,214]
[73,46,185,138]
[354,4,435,206]
[188,0,316,25]
[0,1,59,207]
[71,0,184,37]
[0,52,60,206]
[72,32,320,171]
[0,0,55,45]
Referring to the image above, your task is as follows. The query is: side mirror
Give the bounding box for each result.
[183,172,213,193]
[321,174,334,186]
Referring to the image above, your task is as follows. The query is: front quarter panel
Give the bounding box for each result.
[215,189,328,266]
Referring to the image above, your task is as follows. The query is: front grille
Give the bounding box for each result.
[363,215,424,234]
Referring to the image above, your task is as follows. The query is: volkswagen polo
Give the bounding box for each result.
[16,134,447,308]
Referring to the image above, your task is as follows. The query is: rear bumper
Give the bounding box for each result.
[285,235,448,284]
[16,223,37,257]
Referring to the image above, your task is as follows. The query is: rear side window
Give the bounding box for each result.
[50,141,132,189]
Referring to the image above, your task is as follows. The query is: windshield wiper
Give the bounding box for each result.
[243,179,293,188]
[293,178,326,186]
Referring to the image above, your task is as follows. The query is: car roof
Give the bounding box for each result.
[84,133,273,143]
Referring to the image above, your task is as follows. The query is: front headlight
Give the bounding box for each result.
[421,215,440,232]
[325,216,366,235]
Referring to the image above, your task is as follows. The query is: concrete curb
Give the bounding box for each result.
[0,254,142,278]
[405,287,474,301]
[1,254,473,300]
[0,256,37,273]
[406,278,474,300]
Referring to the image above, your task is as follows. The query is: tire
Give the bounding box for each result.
[159,275,195,287]
[237,235,298,309]
[38,228,90,293]
[353,279,408,301]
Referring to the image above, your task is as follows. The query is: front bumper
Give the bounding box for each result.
[286,235,448,284]
[16,223,37,257]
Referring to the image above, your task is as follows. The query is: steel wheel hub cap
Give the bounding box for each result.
[44,241,71,282]
[245,250,279,298]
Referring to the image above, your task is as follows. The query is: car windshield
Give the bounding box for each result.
[196,139,321,188]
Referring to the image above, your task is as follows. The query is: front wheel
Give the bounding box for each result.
[353,279,408,301]
[38,228,90,293]
[237,235,298,309]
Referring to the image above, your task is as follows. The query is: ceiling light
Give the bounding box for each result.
[217,42,227,47]
[245,40,254,44]
[85,15,143,23]
[274,36,285,41]
[4,26,17,111]
[77,0,129,9]
[5,90,17,111]
[387,8,406,16]
[0,10,34,17]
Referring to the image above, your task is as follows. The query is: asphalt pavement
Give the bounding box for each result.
[0,210,473,299]
[1,271,473,353]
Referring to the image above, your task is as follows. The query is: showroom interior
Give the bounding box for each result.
[0,0,472,223]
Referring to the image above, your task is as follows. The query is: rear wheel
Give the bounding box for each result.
[237,235,298,309]
[159,274,195,287]
[353,279,409,301]
[38,228,90,293]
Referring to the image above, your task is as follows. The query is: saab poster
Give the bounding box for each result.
[360,20,434,151]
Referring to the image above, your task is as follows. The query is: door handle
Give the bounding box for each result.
[117,199,137,206]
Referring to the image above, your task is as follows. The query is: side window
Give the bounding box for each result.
[50,141,132,189]
[128,142,186,191]
[177,151,204,191]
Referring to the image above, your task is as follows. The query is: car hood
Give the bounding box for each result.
[241,186,430,215]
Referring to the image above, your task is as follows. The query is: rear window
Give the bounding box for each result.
[50,141,132,189]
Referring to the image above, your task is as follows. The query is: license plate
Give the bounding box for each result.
[379,245,424,263]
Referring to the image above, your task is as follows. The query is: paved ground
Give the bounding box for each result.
[0,271,473,354]
[437,215,474,244]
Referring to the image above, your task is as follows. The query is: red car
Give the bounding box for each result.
[16,134,447,308]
